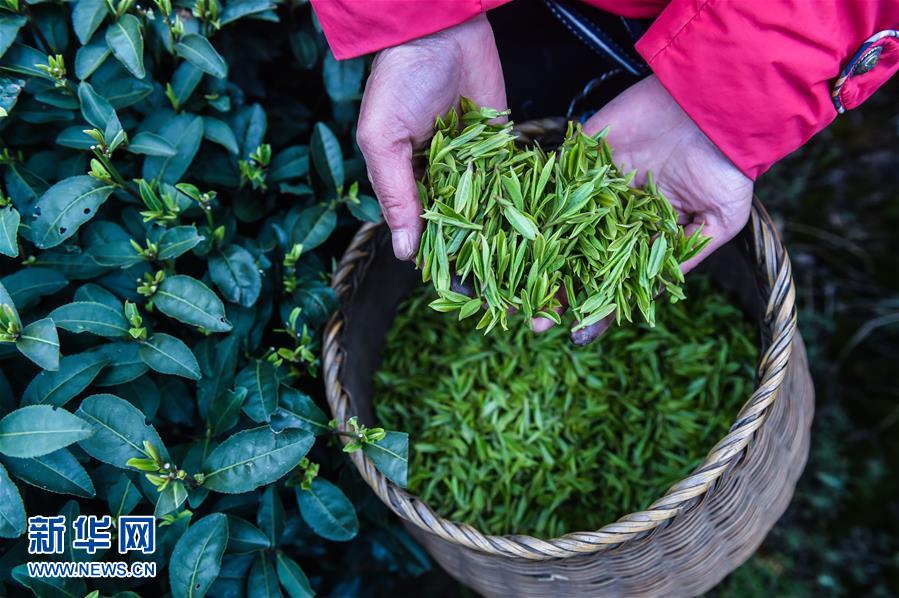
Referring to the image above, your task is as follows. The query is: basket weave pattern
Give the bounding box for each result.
[322,198,814,595]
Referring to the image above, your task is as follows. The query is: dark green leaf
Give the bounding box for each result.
[247,553,280,598]
[22,351,109,407]
[0,207,19,257]
[78,80,116,130]
[257,485,283,547]
[275,553,313,598]
[310,122,343,191]
[1,44,53,79]
[169,513,228,598]
[107,472,141,517]
[105,14,145,79]
[289,30,317,69]
[209,387,245,437]
[76,393,168,467]
[268,145,308,183]
[220,0,276,25]
[16,318,60,371]
[1,267,68,310]
[285,281,337,329]
[139,333,201,380]
[142,114,204,184]
[88,58,153,108]
[12,564,85,597]
[72,0,109,45]
[0,463,26,537]
[235,359,278,423]
[155,480,188,517]
[322,51,363,103]
[93,342,149,386]
[202,117,239,155]
[49,301,129,338]
[175,34,227,79]
[155,274,232,332]
[31,175,115,249]
[169,61,203,108]
[202,427,313,493]
[0,75,24,115]
[225,516,270,554]
[269,387,328,436]
[75,36,110,80]
[362,431,409,488]
[88,240,142,267]
[4,448,95,498]
[296,478,358,542]
[56,125,96,149]
[158,225,204,259]
[287,204,336,251]
[235,103,266,158]
[129,131,177,156]
[347,194,381,223]
[0,405,93,458]
[0,16,27,59]
[209,245,261,307]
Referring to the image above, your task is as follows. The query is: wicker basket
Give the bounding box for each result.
[322,168,814,595]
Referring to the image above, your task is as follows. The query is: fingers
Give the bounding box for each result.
[356,125,423,260]
[531,288,568,332]
[570,314,614,346]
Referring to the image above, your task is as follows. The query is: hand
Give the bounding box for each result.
[534,75,754,344]
[356,14,507,260]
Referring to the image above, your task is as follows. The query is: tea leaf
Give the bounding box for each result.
[76,393,168,467]
[155,275,232,332]
[139,333,202,380]
[3,448,95,498]
[169,514,228,598]
[105,14,144,79]
[0,463,25,537]
[0,405,93,458]
[16,318,60,371]
[31,176,115,249]
[174,34,228,79]
[295,478,358,542]
[203,427,313,494]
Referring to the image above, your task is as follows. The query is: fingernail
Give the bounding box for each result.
[392,230,413,260]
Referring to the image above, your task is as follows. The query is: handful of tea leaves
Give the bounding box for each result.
[417,99,710,333]
[375,276,757,537]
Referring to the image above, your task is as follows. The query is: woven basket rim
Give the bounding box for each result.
[323,184,796,561]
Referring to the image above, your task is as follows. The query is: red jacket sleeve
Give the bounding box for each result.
[310,0,510,60]
[635,1,899,179]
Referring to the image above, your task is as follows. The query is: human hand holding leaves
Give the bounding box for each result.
[356,14,507,260]
[535,75,753,344]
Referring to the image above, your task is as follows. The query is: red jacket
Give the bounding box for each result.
[310,0,898,180]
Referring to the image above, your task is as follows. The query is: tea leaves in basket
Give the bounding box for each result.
[374,275,757,538]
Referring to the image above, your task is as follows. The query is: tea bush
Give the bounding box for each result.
[0,1,414,595]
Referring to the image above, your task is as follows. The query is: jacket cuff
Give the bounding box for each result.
[311,0,503,60]
[635,0,897,179]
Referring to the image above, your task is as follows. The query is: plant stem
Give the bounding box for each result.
[94,150,143,202]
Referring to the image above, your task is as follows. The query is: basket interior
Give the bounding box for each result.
[339,224,767,428]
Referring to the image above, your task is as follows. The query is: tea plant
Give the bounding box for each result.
[417,98,710,334]
[0,1,412,596]
[375,276,757,537]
